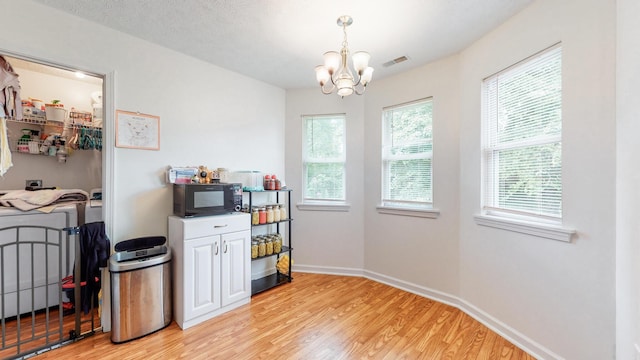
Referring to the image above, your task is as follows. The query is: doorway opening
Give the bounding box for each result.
[0,52,109,358]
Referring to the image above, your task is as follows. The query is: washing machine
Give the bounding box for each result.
[85,188,103,223]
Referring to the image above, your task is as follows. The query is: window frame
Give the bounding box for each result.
[377,98,439,218]
[299,113,349,211]
[476,43,575,241]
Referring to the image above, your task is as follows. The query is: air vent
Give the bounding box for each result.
[382,56,409,67]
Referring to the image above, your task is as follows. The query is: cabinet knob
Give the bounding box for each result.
[215,241,219,255]
[214,224,228,228]
[223,241,228,254]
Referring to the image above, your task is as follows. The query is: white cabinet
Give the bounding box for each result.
[221,231,251,305]
[169,213,251,330]
[183,234,220,321]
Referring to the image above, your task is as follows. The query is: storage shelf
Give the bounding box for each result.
[251,273,292,296]
[251,218,292,227]
[251,246,292,261]
[243,188,292,193]
[247,188,292,296]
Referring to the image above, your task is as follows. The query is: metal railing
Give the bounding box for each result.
[0,220,97,359]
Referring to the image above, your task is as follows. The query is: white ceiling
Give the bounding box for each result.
[32,0,533,90]
[7,56,103,85]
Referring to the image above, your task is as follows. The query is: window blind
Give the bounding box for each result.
[483,45,562,219]
[382,99,433,207]
[303,114,346,201]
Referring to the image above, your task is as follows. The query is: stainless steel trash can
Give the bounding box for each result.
[109,236,172,343]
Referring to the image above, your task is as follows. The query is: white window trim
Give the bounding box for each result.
[301,113,347,203]
[376,205,440,219]
[381,98,434,212]
[480,43,566,236]
[297,201,351,212]
[474,213,575,242]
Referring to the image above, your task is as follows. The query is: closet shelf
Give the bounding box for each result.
[4,116,102,129]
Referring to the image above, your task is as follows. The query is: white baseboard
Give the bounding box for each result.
[296,265,563,360]
[293,264,364,277]
[363,269,460,308]
[457,298,563,360]
[251,268,276,280]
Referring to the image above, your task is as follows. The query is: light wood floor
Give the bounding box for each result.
[32,273,535,359]
[0,306,100,359]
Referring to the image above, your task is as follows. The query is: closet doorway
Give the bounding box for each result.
[0,52,112,359]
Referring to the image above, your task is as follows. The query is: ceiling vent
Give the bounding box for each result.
[382,56,409,68]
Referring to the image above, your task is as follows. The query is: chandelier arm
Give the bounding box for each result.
[352,71,363,87]
[353,82,367,95]
[330,72,338,86]
[320,82,336,95]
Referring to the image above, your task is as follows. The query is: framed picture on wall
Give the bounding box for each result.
[115,110,160,150]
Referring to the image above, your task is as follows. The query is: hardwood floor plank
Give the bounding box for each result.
[28,273,535,360]
[1,306,100,359]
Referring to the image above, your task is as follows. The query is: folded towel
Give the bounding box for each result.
[0,189,89,211]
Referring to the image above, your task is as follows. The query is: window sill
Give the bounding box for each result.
[474,214,576,242]
[297,202,351,212]
[376,205,440,219]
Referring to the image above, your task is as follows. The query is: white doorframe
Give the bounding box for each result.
[0,47,116,332]
[100,70,115,331]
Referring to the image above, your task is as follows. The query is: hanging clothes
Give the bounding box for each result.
[79,221,110,314]
[0,117,12,176]
[0,56,18,177]
[0,56,22,120]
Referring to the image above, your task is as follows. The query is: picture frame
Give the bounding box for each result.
[115,110,160,150]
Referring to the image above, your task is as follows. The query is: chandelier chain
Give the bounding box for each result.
[342,23,349,49]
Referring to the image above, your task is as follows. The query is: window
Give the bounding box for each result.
[381,98,433,210]
[482,45,562,221]
[302,114,346,202]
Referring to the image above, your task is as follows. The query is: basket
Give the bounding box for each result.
[45,105,67,123]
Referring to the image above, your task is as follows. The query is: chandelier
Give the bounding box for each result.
[314,15,374,97]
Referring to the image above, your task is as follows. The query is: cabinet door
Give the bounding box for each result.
[184,235,221,321]
[221,230,251,306]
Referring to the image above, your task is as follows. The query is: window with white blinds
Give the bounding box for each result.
[302,114,346,202]
[482,45,562,220]
[382,98,433,208]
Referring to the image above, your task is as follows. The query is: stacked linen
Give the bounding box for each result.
[0,189,89,211]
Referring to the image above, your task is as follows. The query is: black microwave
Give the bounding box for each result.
[173,183,243,217]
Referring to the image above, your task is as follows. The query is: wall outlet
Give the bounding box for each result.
[25,179,42,188]
[635,343,640,360]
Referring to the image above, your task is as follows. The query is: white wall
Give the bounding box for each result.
[616,0,640,359]
[0,0,286,243]
[2,0,285,333]
[4,1,625,358]
[288,0,617,359]
[286,58,460,291]
[458,0,615,359]
[362,56,461,297]
[285,89,365,273]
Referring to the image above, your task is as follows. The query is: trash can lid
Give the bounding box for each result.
[109,247,171,273]
[115,236,166,252]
